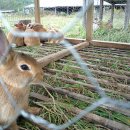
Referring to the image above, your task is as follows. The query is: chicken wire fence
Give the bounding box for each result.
[0,0,129,41]
[0,0,130,130]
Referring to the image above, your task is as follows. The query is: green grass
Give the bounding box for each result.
[93,28,130,43]
[2,9,130,43]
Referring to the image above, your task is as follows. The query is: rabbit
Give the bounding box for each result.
[26,23,47,32]
[47,27,64,44]
[0,28,43,130]
[24,28,41,46]
[26,23,48,43]
[7,23,26,47]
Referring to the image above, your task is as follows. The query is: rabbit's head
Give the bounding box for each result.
[14,23,26,31]
[26,23,33,29]
[26,23,47,32]
[0,28,43,88]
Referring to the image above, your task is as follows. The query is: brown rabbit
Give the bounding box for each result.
[31,24,64,44]
[26,23,47,32]
[24,28,41,46]
[0,28,43,130]
[26,23,48,43]
[47,27,64,44]
[7,23,26,47]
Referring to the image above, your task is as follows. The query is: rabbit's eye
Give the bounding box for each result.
[20,64,30,70]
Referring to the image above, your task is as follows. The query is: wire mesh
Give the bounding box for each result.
[0,0,130,130]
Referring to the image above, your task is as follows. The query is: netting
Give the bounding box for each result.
[1,0,130,42]
[0,0,130,130]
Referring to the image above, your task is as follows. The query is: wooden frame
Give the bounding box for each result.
[91,40,130,50]
[38,42,89,67]
[85,0,94,41]
[34,0,41,23]
[34,0,130,50]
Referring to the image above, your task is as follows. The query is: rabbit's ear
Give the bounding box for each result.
[15,23,23,27]
[0,28,9,56]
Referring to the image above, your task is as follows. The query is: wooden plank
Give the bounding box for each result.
[34,0,41,23]
[65,38,130,50]
[91,40,130,50]
[65,38,85,44]
[85,0,94,41]
[37,42,89,67]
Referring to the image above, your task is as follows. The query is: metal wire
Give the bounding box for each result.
[0,0,130,130]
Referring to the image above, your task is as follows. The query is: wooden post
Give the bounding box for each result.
[34,0,41,23]
[85,0,94,41]
[99,0,103,22]
[124,0,130,30]
[110,3,114,25]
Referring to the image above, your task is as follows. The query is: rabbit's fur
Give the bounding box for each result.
[26,23,48,43]
[7,23,26,47]
[47,27,64,44]
[0,28,43,129]
[26,23,47,32]
[24,28,41,46]
[26,23,64,44]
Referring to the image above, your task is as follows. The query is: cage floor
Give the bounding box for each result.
[14,43,66,59]
[16,45,130,130]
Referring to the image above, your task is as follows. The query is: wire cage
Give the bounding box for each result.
[0,0,130,130]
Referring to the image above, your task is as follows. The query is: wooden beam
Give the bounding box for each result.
[124,0,130,30]
[34,0,41,23]
[85,0,94,41]
[37,42,89,67]
[65,38,85,44]
[90,40,130,50]
[99,0,103,21]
